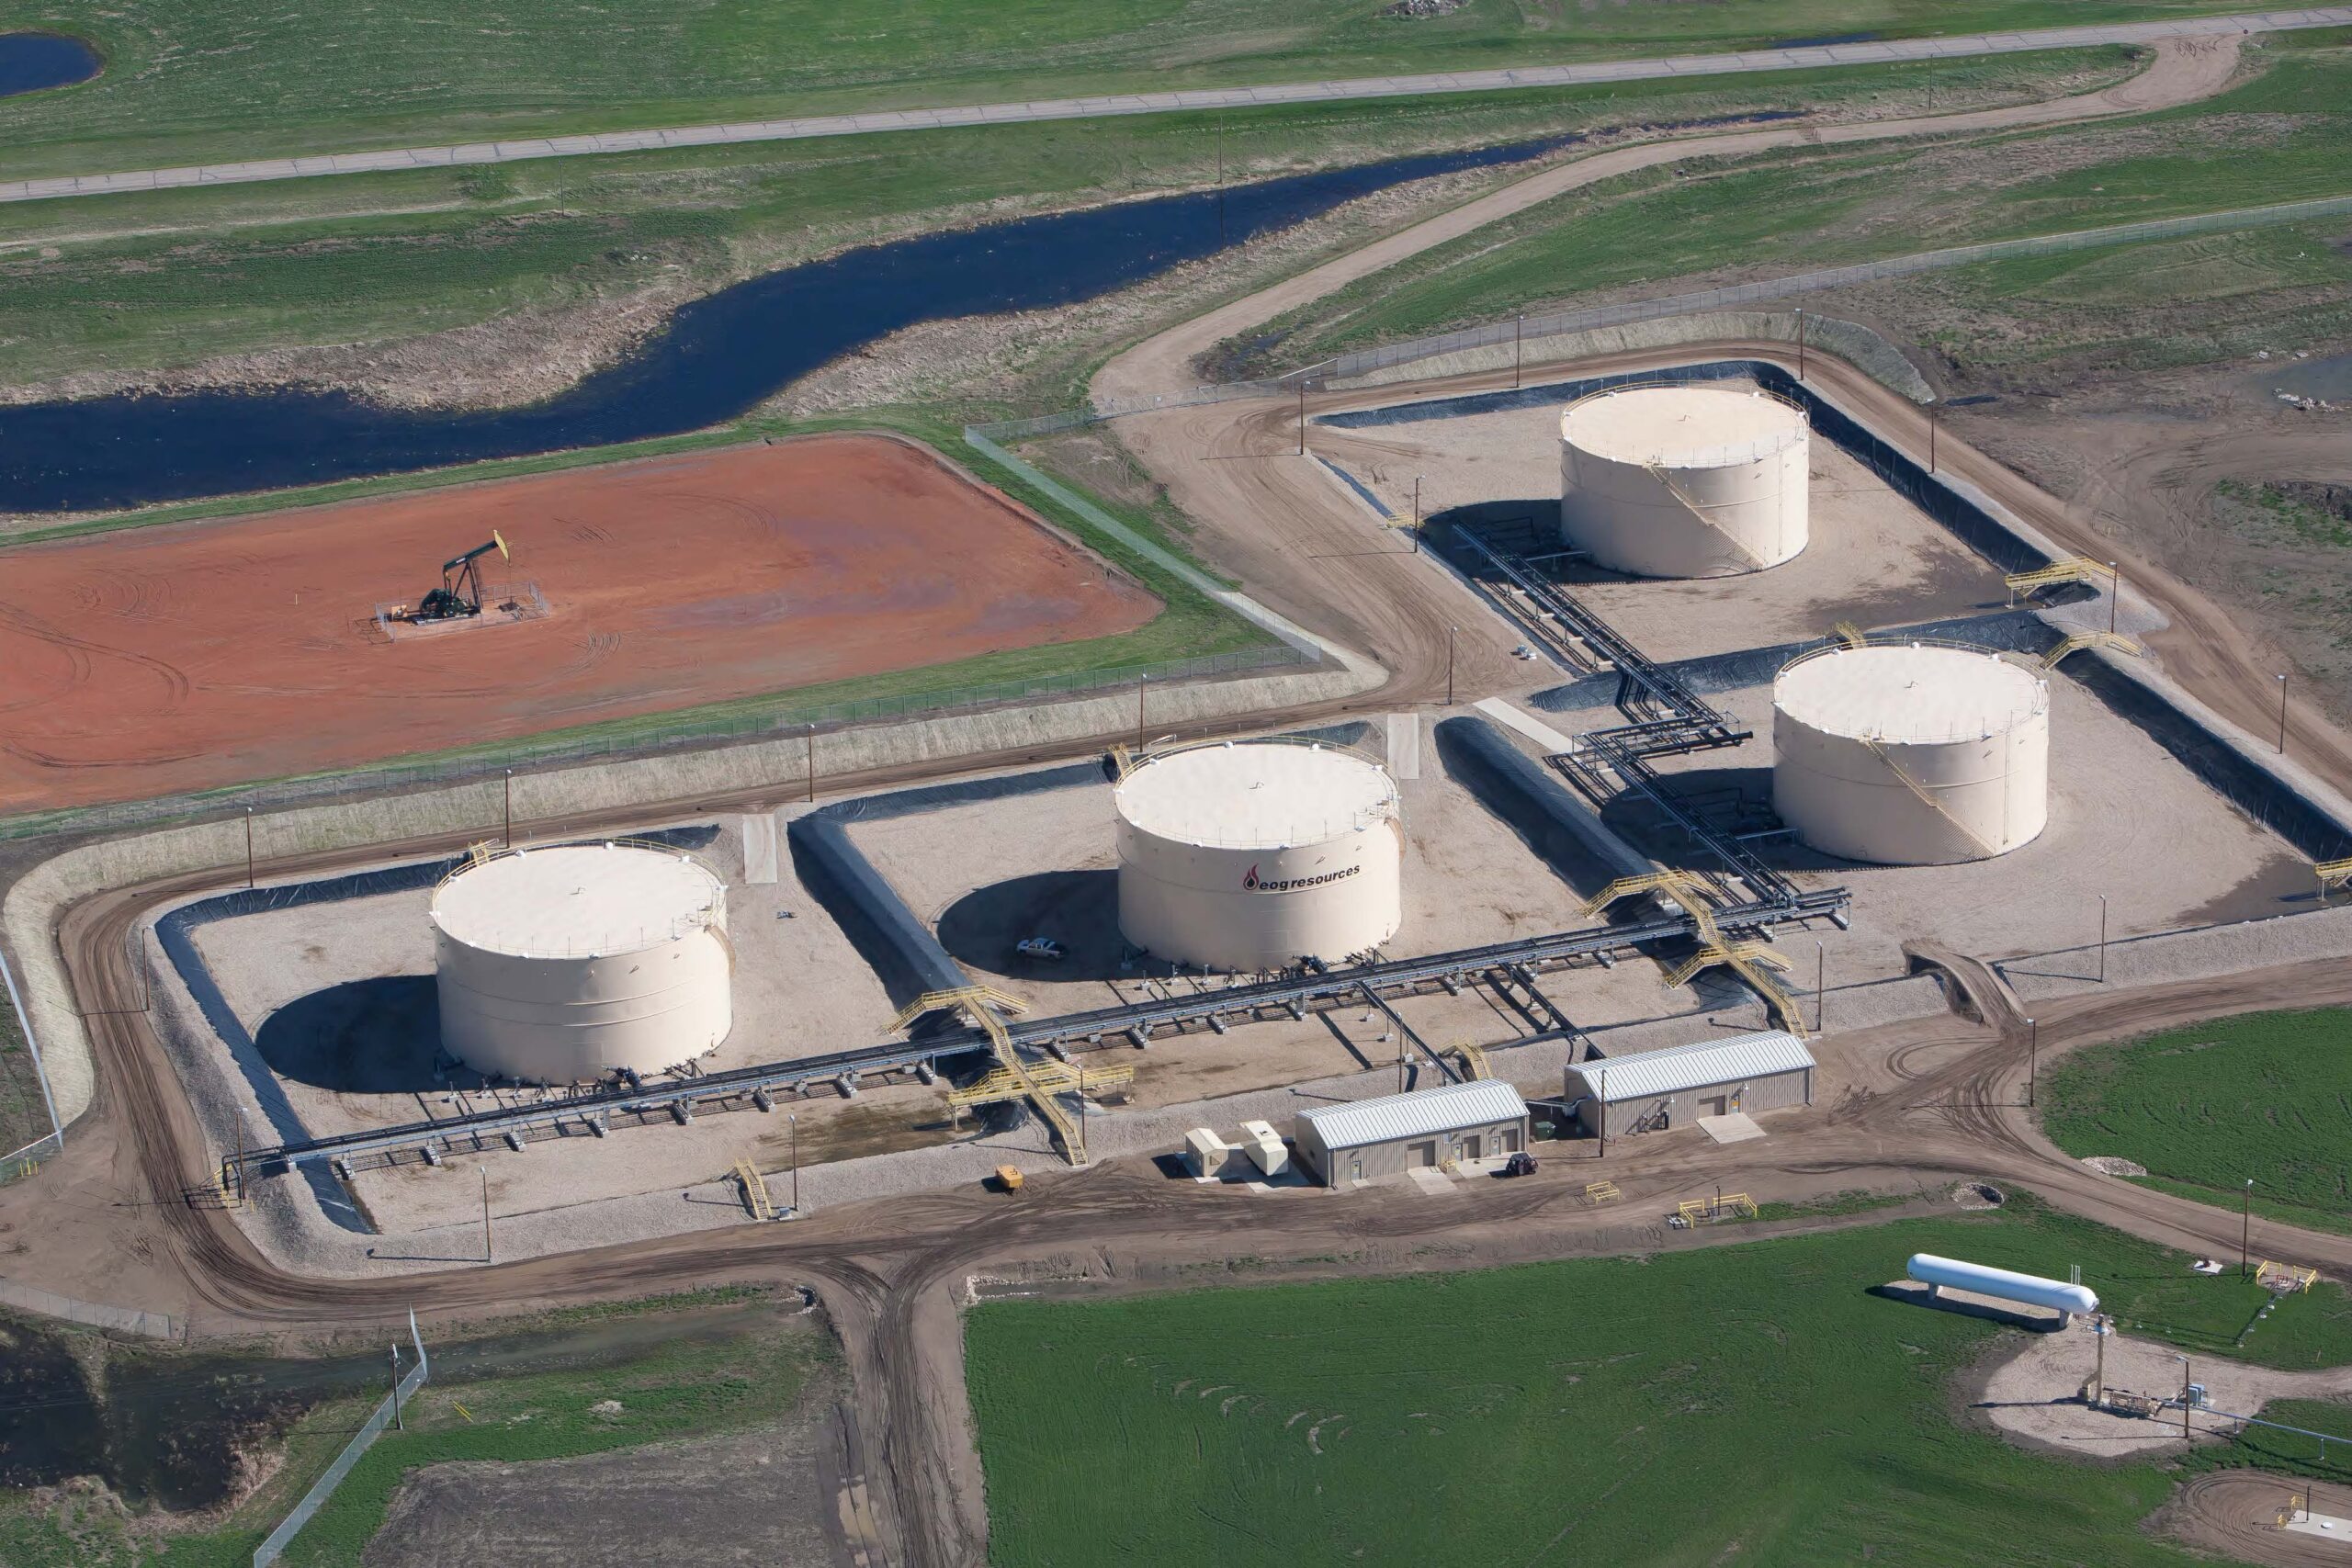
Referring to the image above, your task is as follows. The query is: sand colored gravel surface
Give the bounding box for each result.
[1967,1314,2352,1461]
[1313,392,2003,659]
[0,434,1159,813]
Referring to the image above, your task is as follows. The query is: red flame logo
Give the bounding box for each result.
[1243,863,1260,889]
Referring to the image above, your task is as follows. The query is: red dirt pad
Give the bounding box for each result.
[0,434,1161,813]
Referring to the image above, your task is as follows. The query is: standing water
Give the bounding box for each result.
[0,33,100,98]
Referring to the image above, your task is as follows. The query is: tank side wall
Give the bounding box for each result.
[1561,431,1807,577]
[1773,705,2049,864]
[1116,818,1402,969]
[436,926,733,1082]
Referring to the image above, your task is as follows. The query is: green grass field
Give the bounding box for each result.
[967,1201,2352,1566]
[2041,1007,2352,1238]
[0,51,2129,399]
[0,1292,833,1568]
[0,0,2279,178]
[1238,31,2352,370]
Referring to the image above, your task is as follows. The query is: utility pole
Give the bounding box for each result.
[2097,894,2108,983]
[2242,1179,2255,1280]
[2278,673,2290,755]
[1412,475,1422,553]
[1136,675,1147,751]
[807,726,817,803]
[244,807,255,889]
[503,770,514,847]
[1513,314,1524,389]
[1815,941,1826,1032]
[1795,307,1807,380]
[789,1112,800,1217]
[1444,626,1457,706]
[2026,1016,2038,1108]
[1296,380,1306,456]
[2093,1314,2109,1406]
[2178,1354,2193,1443]
[1928,404,1938,474]
[389,1343,405,1430]
[481,1168,492,1263]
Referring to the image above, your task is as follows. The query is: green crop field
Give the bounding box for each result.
[2041,1007,2352,1238]
[0,50,2128,401]
[967,1201,2352,1566]
[1238,31,2352,372]
[0,0,2280,179]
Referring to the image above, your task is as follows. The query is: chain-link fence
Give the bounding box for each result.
[0,1276,180,1337]
[0,946,62,1180]
[254,1311,430,1568]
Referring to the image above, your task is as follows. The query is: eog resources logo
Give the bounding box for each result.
[1241,862,1360,893]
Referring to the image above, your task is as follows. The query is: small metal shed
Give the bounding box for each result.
[1292,1079,1530,1186]
[1563,1031,1815,1138]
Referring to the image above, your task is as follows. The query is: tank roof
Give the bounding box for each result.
[1561,384,1804,468]
[1116,740,1399,849]
[432,842,725,957]
[1775,643,2047,744]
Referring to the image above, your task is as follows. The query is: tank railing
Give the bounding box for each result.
[1121,736,1405,848]
[431,838,729,956]
[433,837,727,895]
[1562,380,1810,470]
[1774,638,2052,743]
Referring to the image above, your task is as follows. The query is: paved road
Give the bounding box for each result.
[6,5,2348,207]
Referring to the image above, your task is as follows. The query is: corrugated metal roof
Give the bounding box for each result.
[1296,1078,1528,1150]
[1569,1032,1814,1103]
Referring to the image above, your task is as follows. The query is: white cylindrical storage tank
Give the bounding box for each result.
[1559,384,1809,577]
[1114,739,1403,971]
[1906,1254,2098,1317]
[1773,643,2050,866]
[431,841,732,1084]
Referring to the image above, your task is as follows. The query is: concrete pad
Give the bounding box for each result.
[2284,1513,2352,1540]
[1406,1165,1457,1195]
[1472,697,1577,754]
[1697,1111,1766,1145]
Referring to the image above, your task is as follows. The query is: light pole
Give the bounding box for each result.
[1412,475,1422,553]
[2108,563,2120,635]
[2177,1353,2192,1443]
[1597,1066,1607,1159]
[1794,307,1806,379]
[244,807,255,889]
[1445,625,1457,706]
[789,1112,800,1217]
[2097,894,2108,983]
[1513,313,1524,389]
[2241,1178,2255,1280]
[2026,1016,2038,1109]
[1815,940,1826,1032]
[503,769,514,847]
[481,1167,492,1263]
[2278,672,2290,755]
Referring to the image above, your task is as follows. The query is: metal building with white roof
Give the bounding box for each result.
[1564,1031,1815,1139]
[1292,1078,1529,1186]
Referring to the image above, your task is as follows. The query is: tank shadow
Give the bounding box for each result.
[254,976,486,1093]
[1593,762,1864,874]
[1869,1280,2066,1332]
[936,870,1128,981]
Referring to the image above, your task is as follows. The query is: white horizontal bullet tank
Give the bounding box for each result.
[431,842,733,1084]
[1558,384,1809,577]
[1773,643,2050,865]
[1906,1253,2098,1324]
[1114,739,1404,972]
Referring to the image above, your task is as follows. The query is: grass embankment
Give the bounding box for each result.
[967,1201,2352,1566]
[2042,1007,2352,1239]
[0,1292,833,1568]
[0,50,2132,399]
[0,0,2277,177]
[1239,30,2352,372]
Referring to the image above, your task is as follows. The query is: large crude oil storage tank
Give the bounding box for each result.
[1559,384,1809,577]
[1114,739,1403,972]
[430,841,733,1083]
[1773,643,2050,865]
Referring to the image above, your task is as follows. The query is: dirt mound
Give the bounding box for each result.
[1951,1181,2005,1210]
[2082,1156,2150,1177]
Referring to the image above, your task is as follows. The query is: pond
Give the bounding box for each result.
[0,129,1611,513]
[0,32,99,98]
